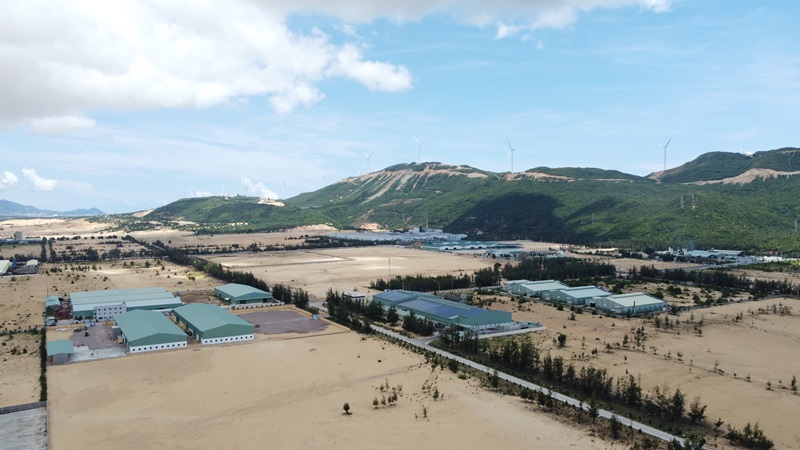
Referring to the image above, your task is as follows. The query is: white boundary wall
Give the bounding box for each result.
[200,334,254,345]
[128,341,187,353]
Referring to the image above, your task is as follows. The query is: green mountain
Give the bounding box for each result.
[145,149,800,251]
[652,147,800,183]
[147,195,330,233]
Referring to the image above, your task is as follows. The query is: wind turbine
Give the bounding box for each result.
[364,152,373,174]
[413,135,424,164]
[660,134,674,172]
[506,135,516,174]
[282,178,286,199]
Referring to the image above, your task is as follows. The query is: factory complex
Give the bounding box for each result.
[372,289,514,330]
[68,287,184,320]
[504,279,667,315]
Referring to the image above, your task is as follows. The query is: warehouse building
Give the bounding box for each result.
[69,287,183,320]
[45,295,62,311]
[173,303,254,345]
[594,293,667,315]
[420,241,523,252]
[372,290,513,330]
[214,283,273,305]
[47,340,75,365]
[546,286,612,305]
[504,279,569,297]
[114,310,187,353]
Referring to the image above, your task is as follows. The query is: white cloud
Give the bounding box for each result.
[0,1,412,125]
[30,115,96,135]
[0,171,19,190]
[21,168,57,191]
[0,1,673,125]
[240,177,279,199]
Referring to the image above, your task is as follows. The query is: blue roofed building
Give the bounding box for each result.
[372,290,513,330]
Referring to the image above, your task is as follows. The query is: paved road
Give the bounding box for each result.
[371,324,686,446]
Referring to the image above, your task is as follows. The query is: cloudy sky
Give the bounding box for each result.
[1,1,798,213]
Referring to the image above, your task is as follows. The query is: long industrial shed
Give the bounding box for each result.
[173,303,254,345]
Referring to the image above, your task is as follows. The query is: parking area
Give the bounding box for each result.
[238,309,329,335]
[68,323,124,351]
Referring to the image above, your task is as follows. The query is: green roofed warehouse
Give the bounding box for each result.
[173,303,254,345]
[114,310,187,353]
[47,340,75,365]
[214,283,273,305]
[372,290,512,330]
[69,287,183,320]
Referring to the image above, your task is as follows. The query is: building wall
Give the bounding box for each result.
[594,297,666,315]
[93,304,126,321]
[200,334,254,345]
[128,341,187,353]
[51,354,69,364]
[231,297,263,305]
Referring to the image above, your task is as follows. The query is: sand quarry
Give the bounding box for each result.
[4,218,800,447]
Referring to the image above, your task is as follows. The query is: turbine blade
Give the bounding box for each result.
[665,134,674,148]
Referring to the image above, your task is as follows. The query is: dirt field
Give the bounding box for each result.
[204,246,495,299]
[483,294,800,448]
[48,331,624,450]
[0,332,41,406]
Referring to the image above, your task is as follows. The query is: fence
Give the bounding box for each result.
[0,401,47,415]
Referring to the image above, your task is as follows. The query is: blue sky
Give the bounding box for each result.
[1,1,798,213]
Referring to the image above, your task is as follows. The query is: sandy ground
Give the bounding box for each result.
[0,332,41,406]
[484,294,800,448]
[5,219,799,446]
[0,218,112,238]
[48,331,624,450]
[130,225,337,248]
[204,246,495,299]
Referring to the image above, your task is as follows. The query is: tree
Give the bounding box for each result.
[669,388,686,421]
[588,392,599,422]
[447,358,459,373]
[610,415,622,439]
[386,305,399,325]
[688,396,707,424]
[557,333,567,347]
[343,402,351,415]
[489,370,500,390]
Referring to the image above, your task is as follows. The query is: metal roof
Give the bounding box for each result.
[520,280,570,292]
[214,283,271,299]
[72,297,183,313]
[373,290,512,327]
[173,303,253,333]
[47,340,75,356]
[556,286,612,299]
[606,293,666,308]
[45,295,61,308]
[114,310,186,345]
[70,287,174,306]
